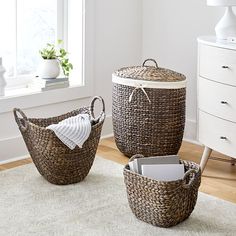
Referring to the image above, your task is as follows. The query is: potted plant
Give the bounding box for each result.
[39,40,73,79]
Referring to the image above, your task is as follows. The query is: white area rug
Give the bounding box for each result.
[0,157,236,236]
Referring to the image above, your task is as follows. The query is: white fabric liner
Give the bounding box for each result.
[112,74,186,89]
[46,114,91,150]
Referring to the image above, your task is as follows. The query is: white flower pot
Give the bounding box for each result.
[0,57,6,96]
[39,59,60,79]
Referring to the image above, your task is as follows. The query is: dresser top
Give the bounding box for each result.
[198,36,236,50]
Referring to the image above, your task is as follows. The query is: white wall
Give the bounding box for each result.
[0,0,143,162]
[0,0,225,162]
[142,0,222,140]
[93,0,142,115]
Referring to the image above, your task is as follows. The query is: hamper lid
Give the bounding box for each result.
[113,59,186,82]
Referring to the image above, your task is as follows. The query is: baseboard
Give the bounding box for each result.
[183,137,201,146]
[0,136,29,164]
[102,118,199,145]
[0,115,114,164]
[101,133,114,139]
[183,119,197,143]
[0,116,198,164]
[0,154,30,165]
[101,115,113,137]
[102,119,200,145]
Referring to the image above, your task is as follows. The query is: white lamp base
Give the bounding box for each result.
[215,6,236,40]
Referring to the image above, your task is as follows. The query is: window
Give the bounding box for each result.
[0,0,83,88]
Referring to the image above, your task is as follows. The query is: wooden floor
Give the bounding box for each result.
[1,137,236,203]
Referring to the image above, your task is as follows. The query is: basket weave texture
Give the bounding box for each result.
[123,154,201,228]
[14,96,105,185]
[112,59,186,157]
[114,62,185,82]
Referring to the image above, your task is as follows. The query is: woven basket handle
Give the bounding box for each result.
[90,96,105,123]
[13,108,29,132]
[142,59,158,68]
[182,169,198,189]
[129,154,144,162]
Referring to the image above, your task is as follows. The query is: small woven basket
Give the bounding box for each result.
[14,96,105,185]
[123,154,201,228]
[112,59,186,157]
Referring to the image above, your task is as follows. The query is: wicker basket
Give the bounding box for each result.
[123,154,201,228]
[112,59,186,157]
[13,96,105,185]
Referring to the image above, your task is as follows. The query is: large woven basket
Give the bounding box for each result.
[112,59,186,157]
[123,154,201,228]
[13,96,105,185]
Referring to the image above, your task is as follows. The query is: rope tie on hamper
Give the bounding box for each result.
[128,83,151,103]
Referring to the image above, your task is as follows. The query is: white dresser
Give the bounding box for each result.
[198,36,236,170]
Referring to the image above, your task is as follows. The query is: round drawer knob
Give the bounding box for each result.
[220,136,227,140]
[221,101,228,104]
[222,65,229,69]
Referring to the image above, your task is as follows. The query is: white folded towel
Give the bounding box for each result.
[47,114,92,150]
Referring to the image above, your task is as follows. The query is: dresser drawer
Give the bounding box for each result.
[198,77,236,122]
[199,44,236,86]
[199,111,236,157]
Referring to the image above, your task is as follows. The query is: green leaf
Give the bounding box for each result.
[57,39,63,45]
[40,40,73,76]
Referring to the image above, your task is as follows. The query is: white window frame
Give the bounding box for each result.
[0,0,94,114]
[6,0,65,87]
[7,0,76,87]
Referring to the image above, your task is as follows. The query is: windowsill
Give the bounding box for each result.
[0,83,93,114]
[2,78,83,98]
[0,0,95,115]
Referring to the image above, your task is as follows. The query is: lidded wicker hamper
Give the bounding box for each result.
[13,96,105,185]
[112,59,186,157]
[123,154,201,228]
